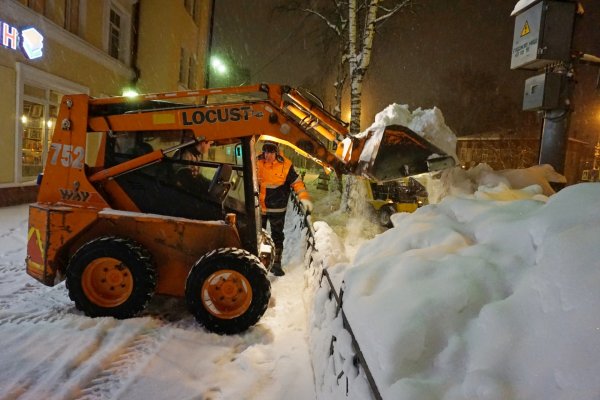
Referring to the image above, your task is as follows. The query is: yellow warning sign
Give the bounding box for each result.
[520,21,530,37]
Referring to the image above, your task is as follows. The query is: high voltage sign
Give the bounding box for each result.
[520,20,531,37]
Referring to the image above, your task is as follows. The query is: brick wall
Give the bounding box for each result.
[0,186,38,207]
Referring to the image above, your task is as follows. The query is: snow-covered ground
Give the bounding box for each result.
[2,166,600,400]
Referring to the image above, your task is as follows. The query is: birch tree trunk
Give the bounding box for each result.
[348,0,379,134]
[293,0,412,132]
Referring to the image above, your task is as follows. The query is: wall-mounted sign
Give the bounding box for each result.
[1,21,44,60]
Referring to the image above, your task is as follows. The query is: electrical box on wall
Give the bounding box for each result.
[511,0,576,70]
[522,72,565,111]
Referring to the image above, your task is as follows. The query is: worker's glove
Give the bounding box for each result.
[300,199,313,213]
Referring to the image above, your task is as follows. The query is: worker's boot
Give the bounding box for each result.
[270,247,285,276]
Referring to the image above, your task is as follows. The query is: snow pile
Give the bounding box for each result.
[511,0,538,16]
[308,168,600,399]
[422,163,567,203]
[357,103,458,165]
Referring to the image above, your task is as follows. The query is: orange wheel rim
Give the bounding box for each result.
[200,269,252,319]
[82,257,133,308]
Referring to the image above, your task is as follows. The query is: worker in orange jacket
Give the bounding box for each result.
[257,141,312,276]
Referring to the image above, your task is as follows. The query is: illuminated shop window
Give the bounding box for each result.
[20,87,61,180]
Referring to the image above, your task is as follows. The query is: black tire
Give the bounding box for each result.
[378,204,396,228]
[185,248,271,335]
[66,236,156,319]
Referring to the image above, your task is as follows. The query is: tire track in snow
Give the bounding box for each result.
[0,306,71,326]
[0,225,23,240]
[0,262,52,311]
[0,271,72,325]
[73,322,171,400]
[0,282,49,311]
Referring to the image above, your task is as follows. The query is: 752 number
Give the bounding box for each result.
[49,143,84,169]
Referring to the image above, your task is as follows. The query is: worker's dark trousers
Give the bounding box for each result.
[262,211,286,256]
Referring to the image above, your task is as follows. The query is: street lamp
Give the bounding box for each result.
[210,56,228,75]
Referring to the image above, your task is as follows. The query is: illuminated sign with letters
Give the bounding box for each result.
[0,21,44,59]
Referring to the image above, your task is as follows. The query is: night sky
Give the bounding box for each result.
[212,0,600,142]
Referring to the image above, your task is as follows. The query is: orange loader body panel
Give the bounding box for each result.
[26,205,241,297]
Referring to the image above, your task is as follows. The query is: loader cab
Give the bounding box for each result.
[101,130,261,253]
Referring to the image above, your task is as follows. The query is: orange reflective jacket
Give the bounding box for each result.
[257,153,309,213]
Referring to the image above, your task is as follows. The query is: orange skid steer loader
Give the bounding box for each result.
[25,84,454,334]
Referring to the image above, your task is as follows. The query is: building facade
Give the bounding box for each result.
[457,131,590,185]
[0,0,212,206]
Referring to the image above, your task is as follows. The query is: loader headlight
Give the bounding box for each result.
[122,88,139,98]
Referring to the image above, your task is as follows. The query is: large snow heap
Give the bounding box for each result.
[357,104,458,165]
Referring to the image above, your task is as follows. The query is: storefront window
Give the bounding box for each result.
[20,87,62,180]
[21,101,44,178]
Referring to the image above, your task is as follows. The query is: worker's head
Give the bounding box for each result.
[196,139,213,155]
[262,141,279,162]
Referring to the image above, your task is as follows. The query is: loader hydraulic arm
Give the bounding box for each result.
[86,83,455,182]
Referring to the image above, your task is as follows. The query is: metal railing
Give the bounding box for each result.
[290,193,383,400]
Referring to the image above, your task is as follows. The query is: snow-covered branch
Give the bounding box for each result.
[294,0,414,133]
[375,0,411,23]
[301,8,341,35]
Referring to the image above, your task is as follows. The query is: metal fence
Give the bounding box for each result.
[290,194,383,400]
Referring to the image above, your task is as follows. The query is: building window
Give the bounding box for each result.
[105,2,131,64]
[179,48,187,86]
[109,8,122,59]
[179,51,197,89]
[185,0,202,25]
[185,0,195,18]
[20,88,61,180]
[64,0,80,35]
[188,56,197,89]
[27,0,46,15]
[15,63,88,184]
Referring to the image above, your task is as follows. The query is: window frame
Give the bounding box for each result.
[14,63,88,184]
[179,48,187,86]
[64,0,80,35]
[27,0,46,15]
[103,1,132,65]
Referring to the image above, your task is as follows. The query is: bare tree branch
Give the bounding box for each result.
[292,0,414,133]
[301,8,342,35]
[375,0,411,23]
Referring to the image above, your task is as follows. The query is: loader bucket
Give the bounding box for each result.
[356,124,456,182]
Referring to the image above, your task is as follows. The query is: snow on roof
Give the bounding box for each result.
[511,0,541,16]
